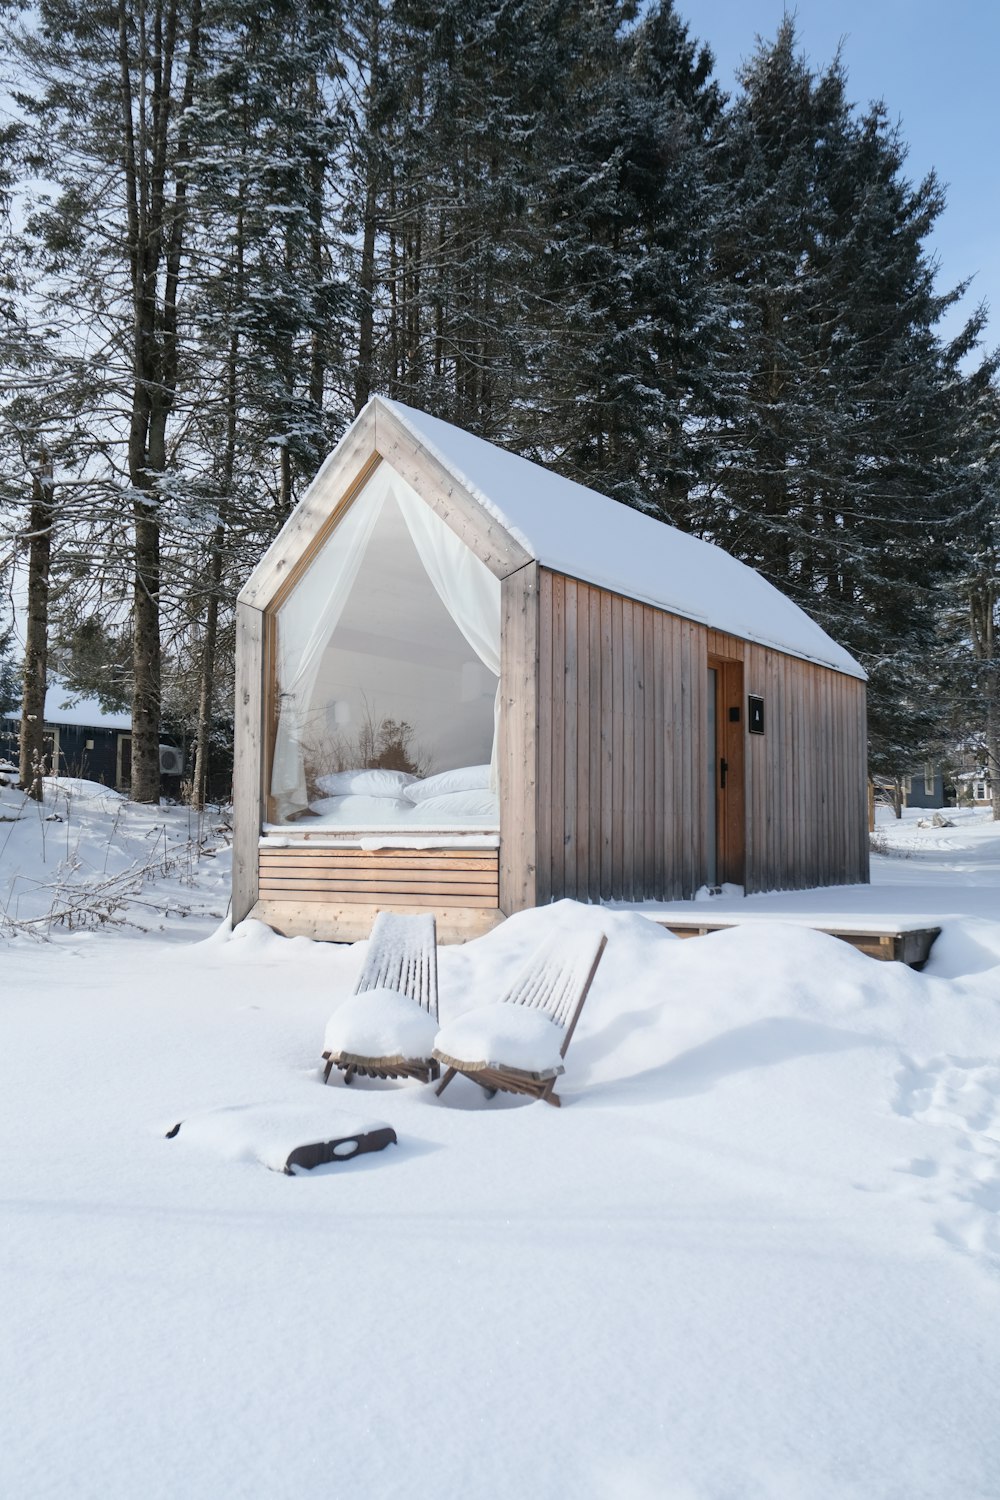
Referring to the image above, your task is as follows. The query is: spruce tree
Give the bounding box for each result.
[705,19,992,757]
[520,0,725,513]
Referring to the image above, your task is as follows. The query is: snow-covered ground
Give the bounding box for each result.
[0,768,231,937]
[620,804,1000,979]
[1,784,999,1499]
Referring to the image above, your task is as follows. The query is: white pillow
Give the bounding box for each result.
[315,768,418,797]
[408,790,499,823]
[405,765,491,803]
[308,794,414,823]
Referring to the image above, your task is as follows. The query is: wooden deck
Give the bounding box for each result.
[653,918,940,969]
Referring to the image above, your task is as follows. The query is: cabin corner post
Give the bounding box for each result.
[232,600,265,924]
[499,561,540,914]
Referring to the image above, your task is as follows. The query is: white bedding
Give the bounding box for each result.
[308,794,416,822]
[404,764,491,802]
[305,767,498,827]
[315,768,418,797]
[305,798,499,827]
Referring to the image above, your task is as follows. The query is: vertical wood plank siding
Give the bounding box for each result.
[499,563,540,914]
[534,571,869,900]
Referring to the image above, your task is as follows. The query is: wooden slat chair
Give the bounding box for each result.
[322,911,440,1086]
[433,930,607,1107]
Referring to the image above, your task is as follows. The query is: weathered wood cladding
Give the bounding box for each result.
[499,562,539,914]
[535,572,868,901]
[258,846,499,906]
[251,897,503,945]
[707,626,869,894]
[234,390,869,943]
[252,847,503,943]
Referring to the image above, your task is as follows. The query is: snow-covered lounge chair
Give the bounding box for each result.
[322,911,440,1086]
[433,931,607,1107]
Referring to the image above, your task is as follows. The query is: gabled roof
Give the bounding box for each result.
[242,395,865,680]
[1,682,131,730]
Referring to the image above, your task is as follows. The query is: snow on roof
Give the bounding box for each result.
[43,684,131,729]
[1,681,131,730]
[380,398,865,680]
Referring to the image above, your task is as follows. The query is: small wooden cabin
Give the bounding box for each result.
[233,397,868,942]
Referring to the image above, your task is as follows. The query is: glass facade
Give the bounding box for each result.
[270,466,500,828]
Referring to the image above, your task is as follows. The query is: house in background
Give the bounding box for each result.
[902,761,948,809]
[0,681,186,792]
[1,682,132,787]
[233,397,869,943]
[955,769,993,808]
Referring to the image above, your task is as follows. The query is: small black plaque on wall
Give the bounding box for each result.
[748,695,765,735]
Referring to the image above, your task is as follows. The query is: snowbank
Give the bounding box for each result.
[434,1002,567,1073]
[1,793,999,1499]
[166,1100,393,1173]
[323,986,439,1060]
[0,775,231,937]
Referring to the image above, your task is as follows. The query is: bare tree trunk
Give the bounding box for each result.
[18,456,54,799]
[119,0,161,803]
[118,0,201,802]
[355,170,378,414]
[307,86,326,426]
[353,0,381,414]
[130,498,162,802]
[191,522,224,809]
[986,593,1000,822]
[988,701,1000,823]
[970,577,999,821]
[192,326,238,810]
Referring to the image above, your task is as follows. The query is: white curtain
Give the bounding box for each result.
[393,481,502,785]
[270,480,387,820]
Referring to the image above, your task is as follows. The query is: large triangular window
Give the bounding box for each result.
[269,464,500,829]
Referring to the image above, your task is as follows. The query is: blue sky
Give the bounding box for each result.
[683,1,999,362]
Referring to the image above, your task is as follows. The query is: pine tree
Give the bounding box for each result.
[705,19,993,758]
[518,0,725,512]
[180,0,353,802]
[7,0,210,800]
[192,0,351,515]
[932,384,1000,817]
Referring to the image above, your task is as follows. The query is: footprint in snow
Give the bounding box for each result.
[890,1055,1000,1275]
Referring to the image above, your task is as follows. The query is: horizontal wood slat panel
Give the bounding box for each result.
[260,852,497,872]
[260,888,497,909]
[259,867,500,884]
[258,846,500,914]
[259,848,497,862]
[259,877,500,895]
[260,866,498,881]
[251,900,504,944]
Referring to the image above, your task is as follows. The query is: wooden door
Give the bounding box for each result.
[117,733,132,791]
[708,657,746,887]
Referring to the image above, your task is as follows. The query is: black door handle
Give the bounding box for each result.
[720,757,728,789]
